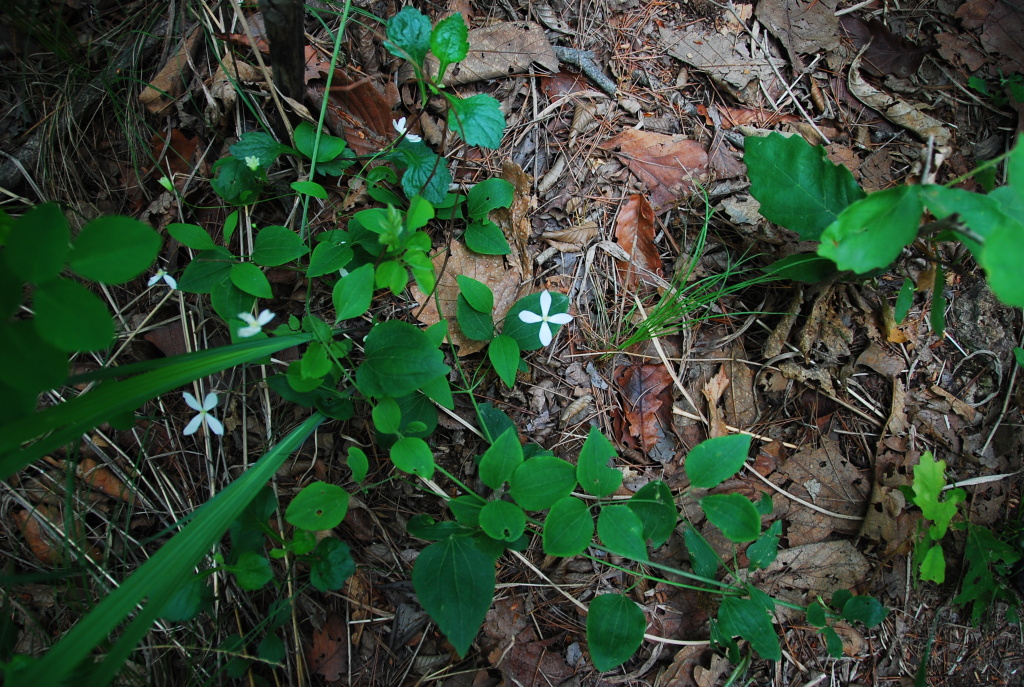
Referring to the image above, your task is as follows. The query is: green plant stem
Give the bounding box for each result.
[432,464,482,502]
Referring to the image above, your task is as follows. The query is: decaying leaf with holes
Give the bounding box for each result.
[613,364,675,461]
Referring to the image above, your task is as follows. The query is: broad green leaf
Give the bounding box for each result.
[405,248,436,293]
[290,180,328,199]
[167,223,217,250]
[823,626,844,658]
[627,480,676,549]
[229,130,294,167]
[252,225,309,266]
[211,279,256,326]
[685,434,751,489]
[430,12,469,80]
[840,595,888,628]
[346,447,368,483]
[231,551,274,590]
[921,185,1005,256]
[920,543,946,582]
[765,253,836,283]
[953,523,1021,623]
[210,156,262,205]
[307,242,353,278]
[2,320,68,393]
[375,260,408,295]
[293,121,348,163]
[448,94,506,149]
[817,185,923,273]
[406,195,435,232]
[224,210,239,244]
[478,427,523,490]
[744,132,865,240]
[257,633,286,664]
[587,594,646,672]
[158,576,211,622]
[33,278,114,352]
[332,263,374,322]
[68,216,161,284]
[509,455,578,511]
[309,537,356,591]
[465,220,511,255]
[421,374,455,410]
[372,397,402,435]
[543,496,594,557]
[457,294,493,341]
[457,275,495,312]
[479,500,525,542]
[894,277,914,323]
[175,247,233,293]
[230,262,273,298]
[577,426,622,497]
[488,335,519,387]
[682,524,720,580]
[477,402,516,444]
[300,342,331,380]
[981,215,1024,308]
[412,536,495,657]
[285,482,349,531]
[805,601,827,628]
[597,505,648,561]
[390,436,435,478]
[5,202,69,284]
[449,495,484,527]
[390,141,451,205]
[467,178,514,219]
[746,519,782,570]
[502,291,571,352]
[911,451,964,539]
[701,493,761,543]
[384,6,432,68]
[717,596,780,661]
[357,320,449,398]
[407,514,475,541]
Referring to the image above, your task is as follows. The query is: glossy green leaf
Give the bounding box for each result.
[920,543,946,582]
[479,500,525,542]
[805,600,827,628]
[467,178,514,219]
[701,493,761,543]
[685,434,751,489]
[543,496,594,557]
[577,426,622,497]
[682,524,720,580]
[745,132,864,240]
[393,141,451,205]
[598,505,648,561]
[230,262,273,298]
[817,185,923,273]
[293,121,348,163]
[478,427,524,490]
[390,436,435,478]
[211,278,256,325]
[502,291,571,351]
[346,447,368,483]
[509,455,577,511]
[252,225,309,266]
[69,216,161,284]
[626,480,676,548]
[33,278,114,352]
[291,180,328,199]
[412,535,495,657]
[229,130,294,167]
[5,203,69,284]
[309,537,356,592]
[285,482,349,531]
[384,6,432,68]
[430,12,468,80]
[465,220,511,255]
[375,260,408,295]
[457,275,494,312]
[488,335,519,387]
[981,214,1024,308]
[587,594,646,672]
[448,94,506,149]
[717,596,780,661]
[449,495,484,527]
[167,223,217,250]
[457,294,493,340]
[300,341,331,380]
[332,263,374,322]
[307,242,353,278]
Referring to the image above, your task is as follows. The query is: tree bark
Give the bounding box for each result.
[259,0,305,101]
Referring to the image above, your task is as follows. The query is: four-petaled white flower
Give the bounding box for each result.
[244,155,261,171]
[148,269,177,289]
[393,117,422,143]
[237,309,275,338]
[183,392,224,436]
[518,290,573,347]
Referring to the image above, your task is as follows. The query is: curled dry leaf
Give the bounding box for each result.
[76,458,134,504]
[614,194,662,289]
[848,54,951,147]
[491,160,534,275]
[600,131,708,213]
[139,27,201,114]
[702,366,731,440]
[540,221,598,252]
[207,58,264,126]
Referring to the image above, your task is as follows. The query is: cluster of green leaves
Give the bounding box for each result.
[747,132,1024,334]
[904,451,966,583]
[0,204,161,421]
[804,589,889,658]
[968,72,1024,110]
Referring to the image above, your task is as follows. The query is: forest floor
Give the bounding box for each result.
[2,0,1024,685]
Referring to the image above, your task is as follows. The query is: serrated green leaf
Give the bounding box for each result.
[911,451,962,539]
[431,13,469,80]
[252,225,309,266]
[291,180,328,199]
[685,434,751,489]
[577,426,622,497]
[597,505,648,561]
[69,216,161,284]
[390,436,435,478]
[309,538,356,592]
[479,500,525,542]
[478,427,524,490]
[5,203,69,284]
[285,482,349,531]
[332,263,374,322]
[587,594,646,672]
[543,496,594,557]
[448,94,506,149]
[717,596,780,661]
[384,6,432,69]
[412,536,495,657]
[457,294,494,340]
[357,320,449,398]
[745,132,864,240]
[33,278,114,352]
[167,223,217,250]
[817,185,923,273]
[467,178,514,219]
[229,130,294,167]
[509,455,578,511]
[701,493,761,543]
[488,335,519,388]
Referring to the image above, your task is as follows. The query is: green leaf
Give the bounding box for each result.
[478,402,516,444]
[332,263,374,322]
[309,537,356,592]
[626,480,676,549]
[822,626,844,658]
[911,451,964,539]
[894,277,914,323]
[210,156,262,205]
[375,260,408,295]
[285,482,350,531]
[543,496,594,557]
[457,275,495,312]
[980,213,1024,308]
[683,524,720,580]
[5,203,69,284]
[467,178,514,219]
[953,523,1021,623]
[929,263,946,337]
[346,447,368,483]
[478,427,524,490]
[840,595,888,628]
[232,551,274,590]
[395,141,452,205]
[372,396,402,435]
[465,220,511,255]
[598,505,648,561]
[357,321,448,398]
[68,216,161,284]
[502,291,572,352]
[300,341,331,380]
[764,253,837,283]
[479,500,526,542]
[817,185,923,273]
[587,594,646,672]
[158,576,211,622]
[685,434,751,489]
[431,13,469,80]
[448,94,506,149]
[457,294,493,340]
[33,278,114,352]
[175,247,233,293]
[384,6,432,69]
[701,493,761,543]
[291,180,328,199]
[488,335,520,388]
[406,195,435,232]
[230,262,273,298]
[747,519,782,570]
[257,633,286,664]
[744,132,865,240]
[307,242,353,278]
[1,320,68,393]
[390,436,435,478]
[509,455,578,511]
[717,596,780,661]
[577,426,622,497]
[167,223,217,250]
[449,495,484,527]
[920,543,946,582]
[412,536,495,657]
[805,601,827,628]
[252,225,309,266]
[229,130,294,167]
[211,278,256,325]
[293,121,348,163]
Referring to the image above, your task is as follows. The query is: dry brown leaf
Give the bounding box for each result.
[724,351,758,429]
[848,54,951,147]
[614,195,662,289]
[13,506,64,566]
[139,27,201,114]
[935,32,989,73]
[855,342,904,378]
[307,70,398,157]
[77,458,134,504]
[600,131,708,213]
[207,57,264,126]
[613,364,674,455]
[956,0,1024,73]
[837,16,930,78]
[756,0,840,56]
[491,161,533,276]
[540,221,598,251]
[307,614,348,682]
[481,599,573,687]
[702,366,731,440]
[419,22,559,85]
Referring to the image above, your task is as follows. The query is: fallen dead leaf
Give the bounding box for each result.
[418,22,559,85]
[614,194,662,290]
[76,458,134,504]
[540,221,598,252]
[491,160,533,277]
[837,16,931,78]
[956,0,1024,73]
[702,366,730,440]
[613,364,675,457]
[756,0,840,56]
[599,130,708,213]
[307,69,398,158]
[307,614,348,682]
[139,27,201,114]
[481,598,573,687]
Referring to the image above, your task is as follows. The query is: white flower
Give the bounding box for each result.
[518,290,573,347]
[393,117,422,143]
[237,309,275,337]
[148,269,177,289]
[244,155,260,171]
[183,392,224,436]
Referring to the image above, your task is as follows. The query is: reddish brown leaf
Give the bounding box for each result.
[702,366,730,439]
[838,17,931,78]
[599,131,708,213]
[613,364,673,453]
[957,0,1024,73]
[614,195,662,290]
[77,458,134,504]
[307,614,348,682]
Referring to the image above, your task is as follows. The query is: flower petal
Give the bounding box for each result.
[205,414,225,436]
[183,392,202,411]
[147,272,162,287]
[538,290,552,317]
[238,312,258,326]
[183,414,203,436]
[164,274,178,289]
[518,310,543,324]
[393,117,406,133]
[202,393,219,411]
[256,309,275,325]
[238,325,260,338]
[547,312,573,325]
[538,322,553,347]
[405,132,422,143]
